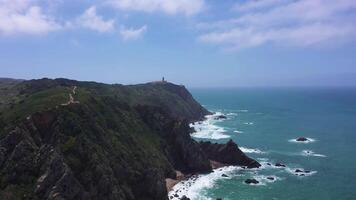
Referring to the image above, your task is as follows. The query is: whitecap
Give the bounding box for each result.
[285,167,317,177]
[168,166,239,200]
[240,147,265,154]
[226,112,238,116]
[288,137,316,143]
[233,130,243,134]
[244,122,254,125]
[237,110,249,113]
[190,112,230,139]
[301,150,326,157]
[248,175,281,186]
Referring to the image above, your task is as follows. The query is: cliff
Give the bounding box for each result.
[0,78,259,200]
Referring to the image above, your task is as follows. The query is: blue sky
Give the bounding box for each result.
[1,0,356,87]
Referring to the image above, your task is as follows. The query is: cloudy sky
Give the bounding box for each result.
[1,0,356,87]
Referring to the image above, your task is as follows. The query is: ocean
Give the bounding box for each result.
[169,87,356,200]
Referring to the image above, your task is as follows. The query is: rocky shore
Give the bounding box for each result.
[0,78,260,200]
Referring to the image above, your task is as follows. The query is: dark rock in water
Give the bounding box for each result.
[214,115,227,120]
[245,178,259,184]
[199,139,261,168]
[304,170,311,173]
[267,177,275,180]
[181,195,190,200]
[267,163,271,166]
[299,174,305,176]
[216,198,222,200]
[295,169,303,173]
[174,194,179,197]
[296,137,308,142]
[275,163,286,167]
[221,174,228,177]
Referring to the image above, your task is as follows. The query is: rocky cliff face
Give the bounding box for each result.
[199,140,261,168]
[0,78,259,200]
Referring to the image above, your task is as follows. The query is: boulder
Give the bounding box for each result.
[181,195,190,200]
[199,139,261,168]
[275,163,286,167]
[214,115,227,120]
[245,178,259,184]
[296,137,308,142]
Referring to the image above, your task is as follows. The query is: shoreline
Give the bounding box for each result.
[166,170,189,192]
[165,160,228,192]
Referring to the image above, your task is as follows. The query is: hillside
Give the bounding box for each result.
[0,78,259,200]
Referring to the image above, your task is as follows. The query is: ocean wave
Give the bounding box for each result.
[243,122,254,125]
[237,109,249,113]
[259,160,317,177]
[245,175,281,186]
[226,112,238,116]
[286,167,317,177]
[233,130,243,134]
[168,166,239,200]
[301,150,326,157]
[288,137,316,143]
[190,112,230,139]
[240,147,265,154]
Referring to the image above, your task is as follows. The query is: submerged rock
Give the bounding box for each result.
[275,163,286,167]
[214,115,227,120]
[245,179,259,184]
[180,195,190,200]
[296,137,308,142]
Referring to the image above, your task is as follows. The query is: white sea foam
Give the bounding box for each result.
[190,112,230,139]
[168,166,239,200]
[240,147,265,154]
[237,109,249,112]
[226,112,238,116]
[247,175,281,186]
[286,167,317,177]
[288,137,316,143]
[233,130,243,134]
[301,150,326,157]
[244,122,254,125]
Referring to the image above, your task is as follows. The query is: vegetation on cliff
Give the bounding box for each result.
[0,78,258,200]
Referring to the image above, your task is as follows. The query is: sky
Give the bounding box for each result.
[1,0,356,87]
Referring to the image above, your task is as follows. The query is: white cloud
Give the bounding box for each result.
[234,0,291,12]
[120,25,147,41]
[77,6,115,33]
[199,0,356,50]
[0,0,62,35]
[107,0,205,16]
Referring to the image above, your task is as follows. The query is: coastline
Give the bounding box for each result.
[165,160,228,192]
[166,170,187,192]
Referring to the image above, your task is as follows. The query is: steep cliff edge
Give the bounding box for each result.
[199,140,261,168]
[0,78,258,200]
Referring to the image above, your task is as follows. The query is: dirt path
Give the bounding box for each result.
[61,86,80,106]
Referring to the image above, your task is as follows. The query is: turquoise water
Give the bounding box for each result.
[176,88,356,200]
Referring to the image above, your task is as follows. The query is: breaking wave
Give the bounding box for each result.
[190,112,230,139]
